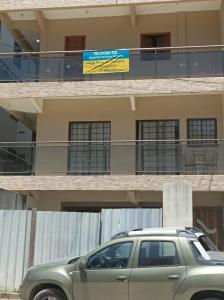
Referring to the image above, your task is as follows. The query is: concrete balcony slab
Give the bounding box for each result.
[0,0,116,11]
[0,78,224,106]
[0,0,217,12]
[0,175,223,192]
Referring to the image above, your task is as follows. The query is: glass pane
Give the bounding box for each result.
[69,122,111,175]
[138,241,179,267]
[87,242,133,269]
[137,120,179,174]
[188,119,217,145]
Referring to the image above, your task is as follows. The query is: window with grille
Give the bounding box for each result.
[187,119,217,144]
[68,122,111,175]
[136,120,180,175]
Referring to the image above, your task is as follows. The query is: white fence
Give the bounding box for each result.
[0,208,162,292]
[34,212,100,265]
[101,208,162,243]
[0,210,31,292]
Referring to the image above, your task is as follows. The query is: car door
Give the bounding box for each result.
[73,240,136,300]
[129,237,187,300]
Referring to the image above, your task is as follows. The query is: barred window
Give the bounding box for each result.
[187,119,217,144]
[69,122,111,175]
[136,120,180,175]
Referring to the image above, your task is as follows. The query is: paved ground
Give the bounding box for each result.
[0,293,20,300]
[0,296,20,300]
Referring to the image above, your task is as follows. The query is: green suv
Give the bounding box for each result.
[20,228,224,300]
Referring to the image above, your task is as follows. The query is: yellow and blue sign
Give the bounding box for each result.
[83,49,129,74]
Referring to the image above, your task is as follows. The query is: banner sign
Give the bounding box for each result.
[83,49,129,74]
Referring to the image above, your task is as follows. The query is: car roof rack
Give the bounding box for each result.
[111,227,197,240]
[111,228,142,240]
[185,227,203,234]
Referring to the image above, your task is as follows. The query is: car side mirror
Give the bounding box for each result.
[79,258,87,271]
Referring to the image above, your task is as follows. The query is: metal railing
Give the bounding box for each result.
[0,139,223,175]
[0,45,223,82]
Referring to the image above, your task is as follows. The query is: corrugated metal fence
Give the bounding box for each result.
[101,208,162,243]
[0,208,162,292]
[0,210,31,292]
[34,212,100,265]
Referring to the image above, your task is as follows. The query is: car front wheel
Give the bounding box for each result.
[33,288,67,300]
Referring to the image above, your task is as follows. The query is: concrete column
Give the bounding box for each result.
[111,116,135,175]
[163,182,192,227]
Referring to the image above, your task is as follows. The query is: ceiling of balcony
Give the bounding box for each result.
[7,0,222,21]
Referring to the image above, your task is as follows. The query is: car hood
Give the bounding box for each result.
[208,251,224,262]
[29,256,80,270]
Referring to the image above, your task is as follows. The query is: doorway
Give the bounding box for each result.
[64,35,85,80]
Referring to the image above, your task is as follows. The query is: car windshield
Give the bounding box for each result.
[198,235,218,252]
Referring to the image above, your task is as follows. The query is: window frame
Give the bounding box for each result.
[187,118,217,145]
[136,119,180,140]
[136,119,180,175]
[86,241,134,270]
[68,121,111,175]
[137,240,181,268]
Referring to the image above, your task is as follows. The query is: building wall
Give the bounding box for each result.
[194,192,224,207]
[29,190,224,211]
[220,1,224,44]
[35,94,223,174]
[45,11,220,51]
[37,95,223,141]
[30,190,162,210]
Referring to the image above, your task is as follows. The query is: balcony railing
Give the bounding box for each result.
[0,140,223,176]
[0,45,223,82]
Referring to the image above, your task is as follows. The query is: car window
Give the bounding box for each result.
[87,242,133,269]
[190,241,211,261]
[138,241,180,267]
[198,235,218,251]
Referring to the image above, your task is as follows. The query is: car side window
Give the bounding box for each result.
[138,241,180,267]
[87,242,133,269]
